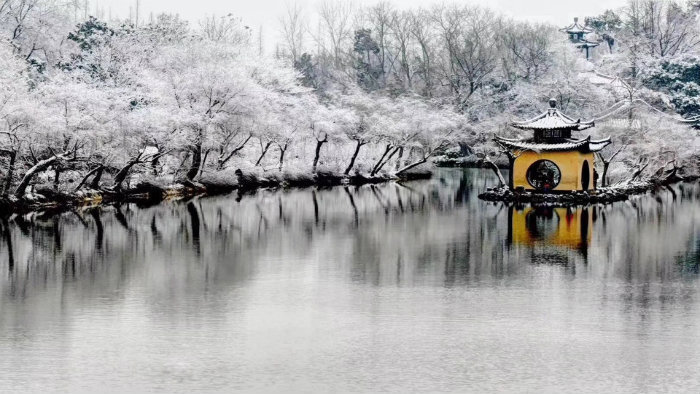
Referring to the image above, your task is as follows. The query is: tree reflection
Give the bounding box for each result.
[0,169,699,316]
[186,201,201,256]
[1,217,13,273]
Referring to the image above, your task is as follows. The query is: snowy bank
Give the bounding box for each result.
[478,178,695,206]
[0,169,433,214]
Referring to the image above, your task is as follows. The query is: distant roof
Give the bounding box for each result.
[511,99,595,131]
[595,72,630,89]
[561,17,593,34]
[495,136,611,153]
[575,39,600,48]
[582,72,631,92]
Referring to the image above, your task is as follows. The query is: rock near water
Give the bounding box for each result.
[478,182,657,205]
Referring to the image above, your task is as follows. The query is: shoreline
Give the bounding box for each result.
[478,177,698,206]
[4,165,694,214]
[0,169,432,215]
[433,155,510,169]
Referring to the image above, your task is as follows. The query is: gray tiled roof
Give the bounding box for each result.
[495,136,612,152]
[511,108,595,131]
[561,19,593,34]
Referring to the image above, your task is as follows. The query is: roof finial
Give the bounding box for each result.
[574,17,579,23]
[549,98,557,108]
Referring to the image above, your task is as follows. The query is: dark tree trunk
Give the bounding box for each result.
[396,157,428,175]
[90,167,104,189]
[112,161,140,191]
[217,134,252,170]
[344,140,364,175]
[458,142,473,156]
[659,162,681,185]
[255,141,272,167]
[278,144,288,171]
[151,156,160,176]
[312,140,327,172]
[483,157,507,187]
[2,151,16,197]
[371,144,393,175]
[630,160,649,182]
[75,165,104,191]
[601,162,610,187]
[508,156,516,189]
[372,146,400,176]
[186,144,202,181]
[14,155,61,198]
[53,166,61,190]
[394,146,404,171]
[198,149,210,178]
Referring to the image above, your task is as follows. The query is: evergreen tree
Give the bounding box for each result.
[353,29,382,91]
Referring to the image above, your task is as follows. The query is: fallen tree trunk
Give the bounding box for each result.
[14,154,66,198]
[630,158,650,182]
[396,154,432,175]
[111,160,141,191]
[74,165,105,191]
[90,166,104,189]
[217,134,252,170]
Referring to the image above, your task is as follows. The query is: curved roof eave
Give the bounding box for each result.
[494,136,611,153]
[511,106,595,131]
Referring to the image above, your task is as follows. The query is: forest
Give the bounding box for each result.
[0,0,699,205]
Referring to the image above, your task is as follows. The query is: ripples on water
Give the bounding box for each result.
[1,169,700,392]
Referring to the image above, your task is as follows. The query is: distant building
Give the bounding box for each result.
[561,17,600,60]
[583,71,644,130]
[583,71,633,99]
[495,98,611,192]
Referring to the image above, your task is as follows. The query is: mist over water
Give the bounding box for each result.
[1,169,700,392]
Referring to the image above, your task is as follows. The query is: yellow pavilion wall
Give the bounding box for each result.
[512,151,595,191]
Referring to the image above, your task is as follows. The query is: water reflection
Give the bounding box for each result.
[1,171,699,293]
[2,170,700,297]
[1,169,700,392]
[509,205,591,256]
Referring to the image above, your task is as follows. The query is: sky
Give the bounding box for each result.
[90,0,629,49]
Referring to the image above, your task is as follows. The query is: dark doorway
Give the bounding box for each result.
[581,160,590,191]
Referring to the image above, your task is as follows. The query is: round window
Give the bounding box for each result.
[526,160,561,190]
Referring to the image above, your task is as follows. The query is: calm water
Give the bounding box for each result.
[1,168,700,393]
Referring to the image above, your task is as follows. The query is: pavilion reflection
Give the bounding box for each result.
[508,205,592,254]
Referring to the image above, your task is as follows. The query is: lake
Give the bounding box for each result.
[1,168,700,393]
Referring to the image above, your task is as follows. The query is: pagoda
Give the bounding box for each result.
[561,17,599,59]
[495,98,611,192]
